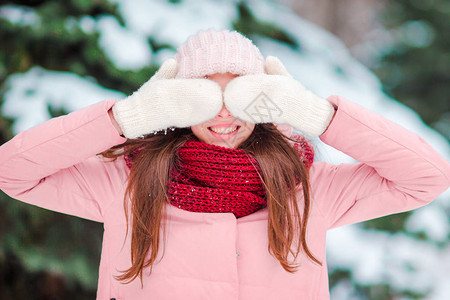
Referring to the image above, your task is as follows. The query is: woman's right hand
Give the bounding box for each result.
[112,59,223,139]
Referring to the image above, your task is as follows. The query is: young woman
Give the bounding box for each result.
[0,29,448,300]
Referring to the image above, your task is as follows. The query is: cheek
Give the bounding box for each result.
[191,125,207,140]
[242,124,255,139]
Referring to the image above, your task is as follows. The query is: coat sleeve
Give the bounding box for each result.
[309,95,450,230]
[0,99,128,222]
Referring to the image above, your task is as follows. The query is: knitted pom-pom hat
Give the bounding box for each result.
[174,29,265,78]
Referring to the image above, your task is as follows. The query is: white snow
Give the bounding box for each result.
[0,4,40,26]
[405,202,450,242]
[3,67,124,133]
[2,0,449,298]
[96,15,152,70]
[110,0,238,64]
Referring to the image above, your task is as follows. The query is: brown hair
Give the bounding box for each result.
[100,123,321,284]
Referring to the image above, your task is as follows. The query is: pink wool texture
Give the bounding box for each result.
[175,29,265,79]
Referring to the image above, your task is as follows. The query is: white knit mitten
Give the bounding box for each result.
[112,59,223,138]
[223,56,335,137]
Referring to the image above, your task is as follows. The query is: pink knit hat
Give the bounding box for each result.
[175,29,265,78]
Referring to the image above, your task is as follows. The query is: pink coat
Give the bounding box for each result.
[0,95,449,299]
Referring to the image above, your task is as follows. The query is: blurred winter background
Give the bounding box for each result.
[0,0,448,299]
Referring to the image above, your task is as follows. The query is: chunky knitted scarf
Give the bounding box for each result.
[167,140,266,218]
[124,135,314,218]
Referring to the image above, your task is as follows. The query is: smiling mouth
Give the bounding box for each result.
[207,125,240,135]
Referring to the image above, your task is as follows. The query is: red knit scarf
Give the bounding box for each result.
[167,141,266,218]
[124,135,314,218]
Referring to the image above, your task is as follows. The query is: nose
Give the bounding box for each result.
[217,103,232,118]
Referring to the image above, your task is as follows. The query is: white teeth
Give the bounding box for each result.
[209,126,238,134]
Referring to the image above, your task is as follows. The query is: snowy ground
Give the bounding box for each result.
[2,0,449,298]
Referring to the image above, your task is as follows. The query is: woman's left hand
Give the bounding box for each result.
[223,56,335,137]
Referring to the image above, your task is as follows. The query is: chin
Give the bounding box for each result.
[211,141,236,149]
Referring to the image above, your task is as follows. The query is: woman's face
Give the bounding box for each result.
[190,73,256,149]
